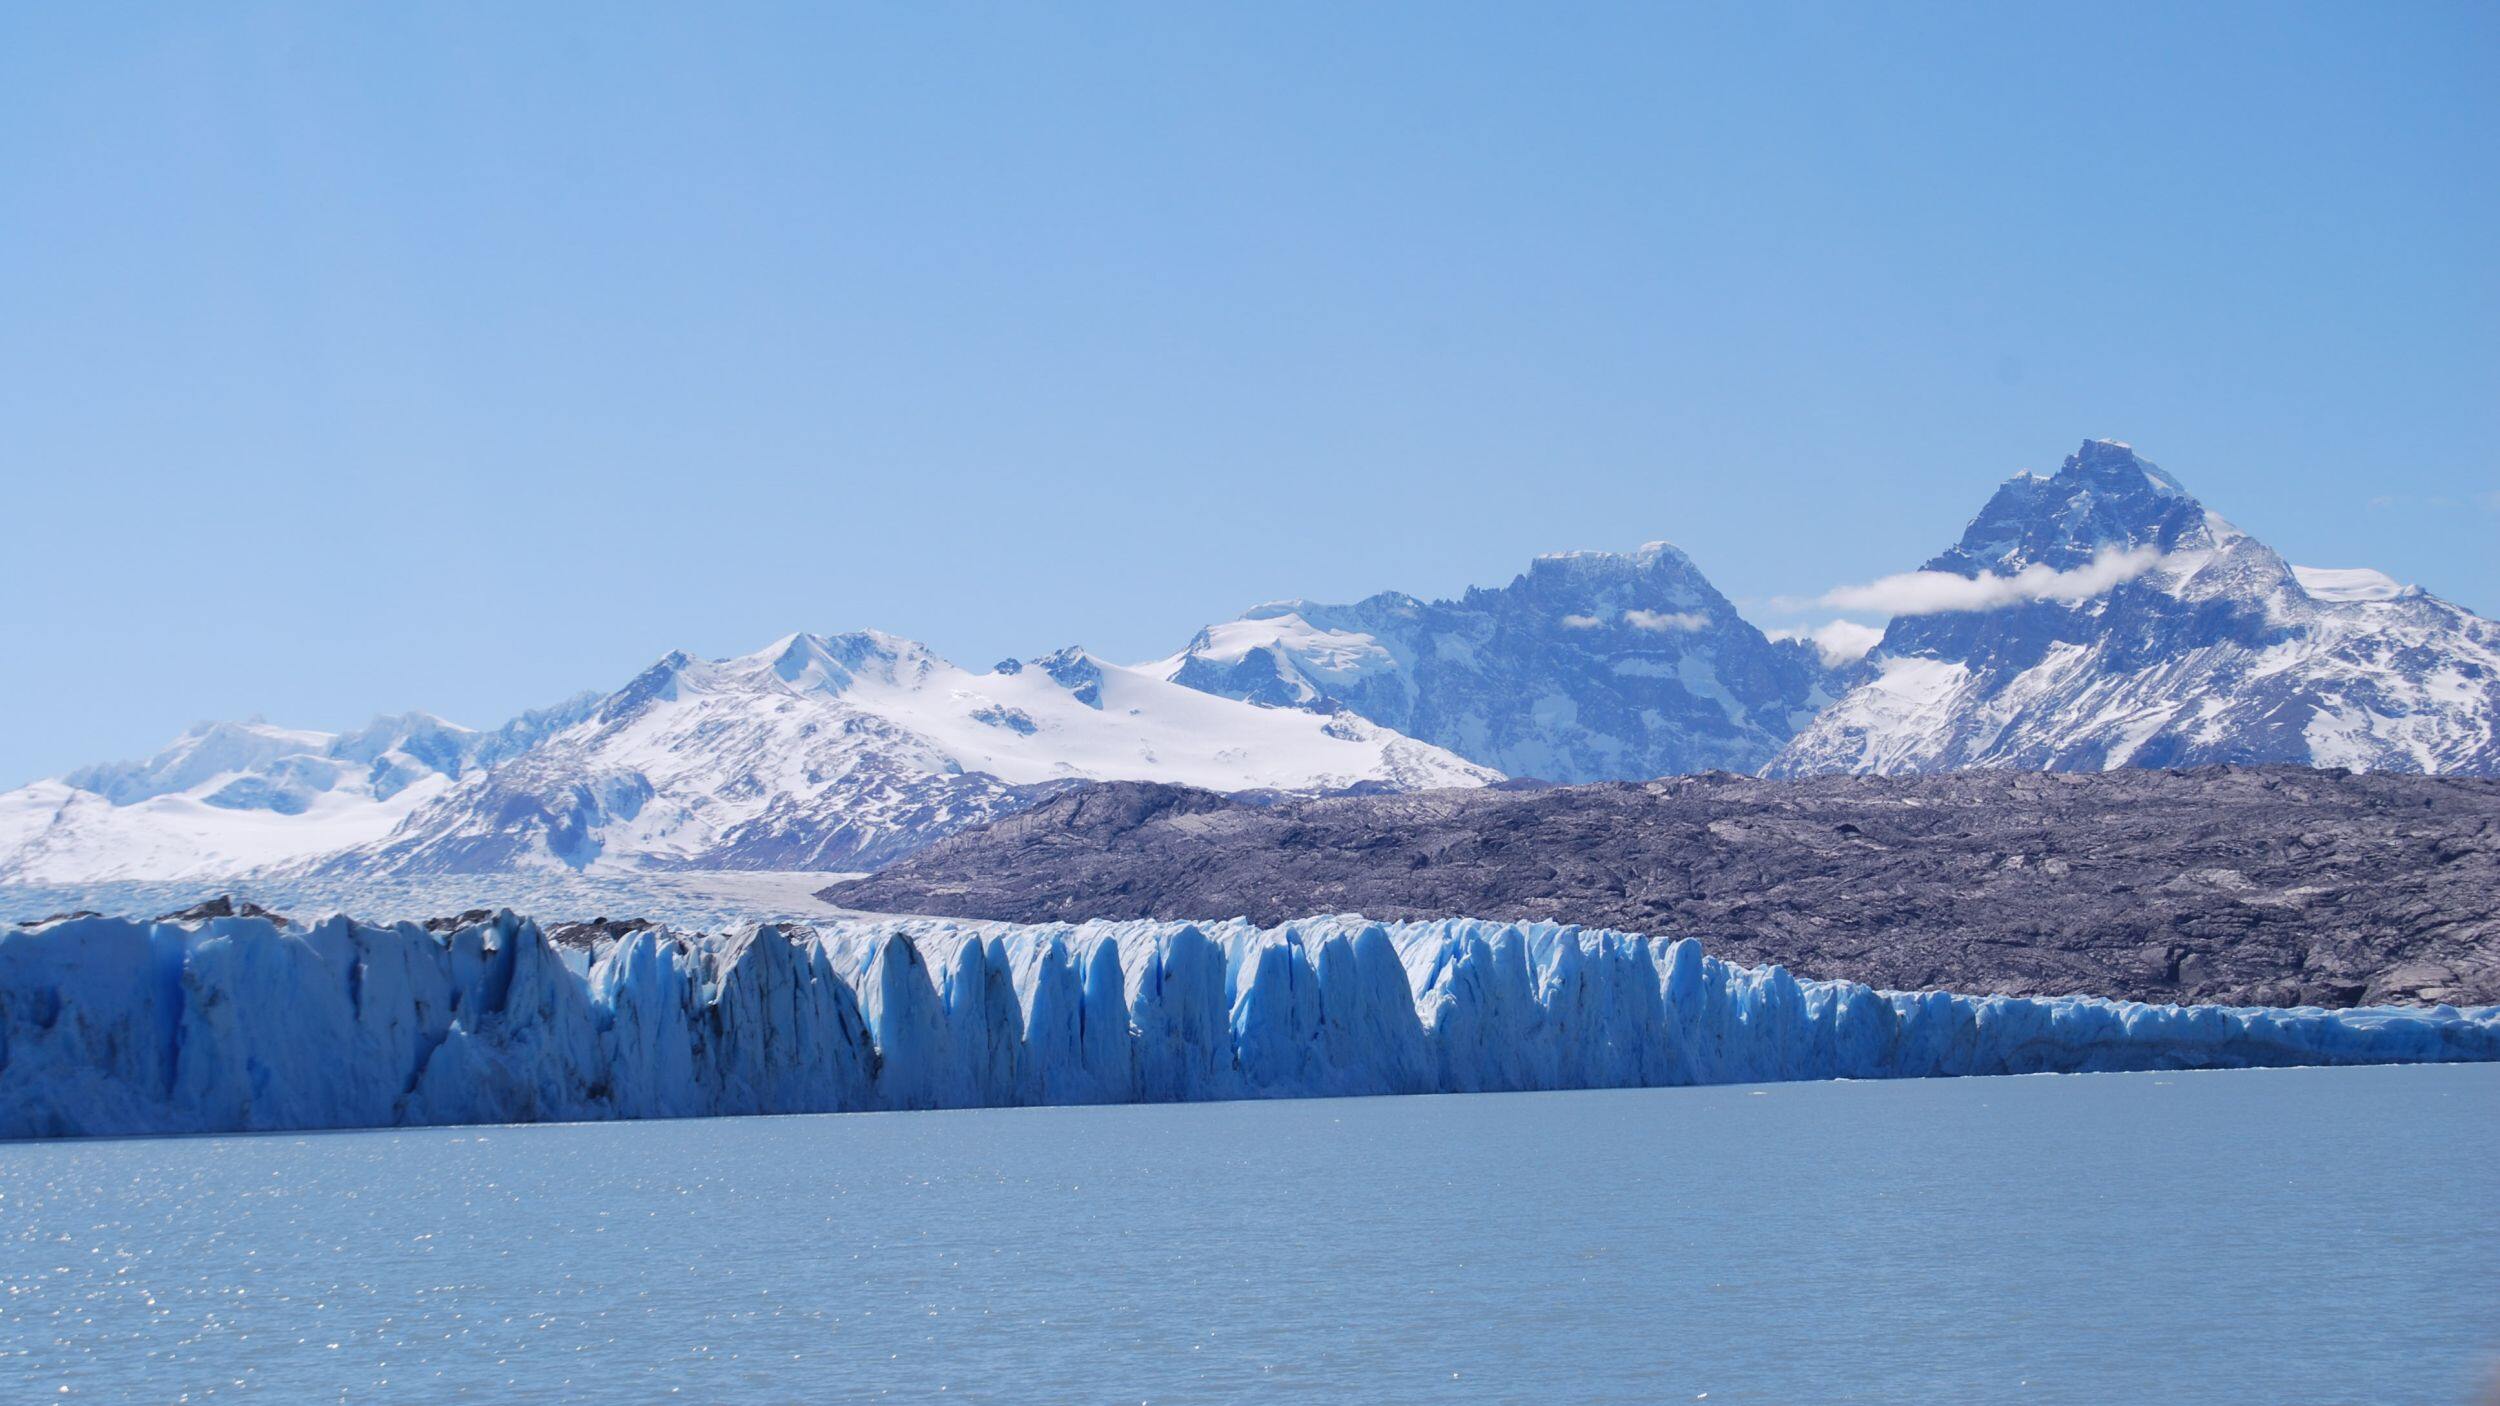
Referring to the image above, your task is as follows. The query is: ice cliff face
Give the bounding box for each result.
[1772,441,2500,776]
[0,633,1494,884]
[1158,542,1837,781]
[2,909,2489,1140]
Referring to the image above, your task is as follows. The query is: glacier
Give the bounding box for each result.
[2,909,2492,1140]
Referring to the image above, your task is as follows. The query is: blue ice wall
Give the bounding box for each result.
[2,912,2491,1139]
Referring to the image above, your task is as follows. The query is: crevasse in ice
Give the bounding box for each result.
[1,910,2490,1139]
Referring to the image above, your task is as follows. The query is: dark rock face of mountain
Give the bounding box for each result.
[824,769,2500,1009]
[1163,541,1838,782]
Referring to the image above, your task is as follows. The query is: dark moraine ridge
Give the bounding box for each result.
[823,767,2500,1009]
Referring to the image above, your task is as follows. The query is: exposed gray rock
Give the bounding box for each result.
[824,767,2500,1008]
[151,894,292,928]
[545,915,668,950]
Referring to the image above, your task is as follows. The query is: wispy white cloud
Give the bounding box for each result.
[1819,545,2163,616]
[1623,609,1709,633]
[1563,609,1713,632]
[1770,619,1885,666]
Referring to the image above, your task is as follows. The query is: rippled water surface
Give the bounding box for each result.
[4,1064,2495,1404]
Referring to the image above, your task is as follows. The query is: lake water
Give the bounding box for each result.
[3,1064,2493,1404]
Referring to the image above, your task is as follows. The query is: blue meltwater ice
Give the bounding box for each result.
[0,910,2491,1139]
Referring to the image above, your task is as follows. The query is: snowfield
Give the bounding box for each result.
[1,908,2489,1140]
[0,772,447,883]
[0,633,1495,885]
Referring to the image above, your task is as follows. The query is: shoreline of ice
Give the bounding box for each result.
[3,910,2492,1141]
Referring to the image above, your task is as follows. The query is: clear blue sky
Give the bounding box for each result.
[3,2,2493,785]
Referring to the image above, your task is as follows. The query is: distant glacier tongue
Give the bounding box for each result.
[1,912,2491,1140]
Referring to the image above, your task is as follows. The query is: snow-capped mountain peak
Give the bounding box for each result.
[1160,539,1839,781]
[0,708,535,884]
[61,718,338,807]
[1932,439,2231,579]
[281,630,1497,880]
[7,437,2491,887]
[0,622,1500,885]
[1772,440,2500,777]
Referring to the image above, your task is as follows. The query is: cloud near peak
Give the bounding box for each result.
[1624,609,1709,633]
[1562,609,1712,633]
[1770,619,1885,666]
[1820,545,2164,617]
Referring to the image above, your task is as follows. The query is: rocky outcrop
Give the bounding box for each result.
[824,768,2500,1008]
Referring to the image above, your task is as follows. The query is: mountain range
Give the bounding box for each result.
[0,633,1490,884]
[5,439,2493,885]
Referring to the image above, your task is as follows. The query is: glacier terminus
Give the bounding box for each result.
[2,906,2489,1141]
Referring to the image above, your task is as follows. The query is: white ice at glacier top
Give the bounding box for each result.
[1,909,2488,1140]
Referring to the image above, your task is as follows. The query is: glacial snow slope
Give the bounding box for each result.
[1156,542,1837,782]
[3,908,2490,1140]
[1771,441,2500,776]
[304,631,1497,876]
[0,634,1493,885]
[0,705,594,884]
